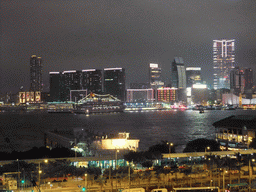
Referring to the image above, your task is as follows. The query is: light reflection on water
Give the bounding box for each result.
[0,109,256,152]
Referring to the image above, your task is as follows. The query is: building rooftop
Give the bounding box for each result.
[213,115,256,129]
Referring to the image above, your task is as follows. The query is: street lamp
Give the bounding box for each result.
[84,173,87,191]
[167,142,173,153]
[205,146,210,153]
[38,159,48,192]
[115,149,119,170]
[223,169,228,191]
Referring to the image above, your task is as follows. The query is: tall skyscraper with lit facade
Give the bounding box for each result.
[103,68,125,101]
[81,69,102,94]
[49,72,63,101]
[186,67,202,88]
[244,68,253,91]
[30,55,43,91]
[213,39,235,90]
[230,67,244,96]
[172,57,186,88]
[149,63,163,87]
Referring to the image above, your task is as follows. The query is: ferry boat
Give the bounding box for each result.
[74,93,125,114]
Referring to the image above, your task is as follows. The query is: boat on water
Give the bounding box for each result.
[74,93,125,114]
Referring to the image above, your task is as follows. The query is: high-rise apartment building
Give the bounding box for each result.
[82,69,102,94]
[149,63,163,87]
[186,67,202,88]
[103,68,125,101]
[30,55,43,91]
[172,57,186,88]
[213,39,235,90]
[157,87,177,103]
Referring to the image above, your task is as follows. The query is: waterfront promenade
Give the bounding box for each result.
[3,149,256,192]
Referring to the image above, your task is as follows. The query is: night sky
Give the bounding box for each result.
[1,0,256,93]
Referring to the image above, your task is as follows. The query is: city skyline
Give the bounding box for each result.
[1,0,256,93]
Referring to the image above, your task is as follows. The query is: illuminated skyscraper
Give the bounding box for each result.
[62,70,81,101]
[172,57,186,88]
[81,69,102,94]
[49,72,62,101]
[30,55,42,91]
[103,68,125,101]
[244,68,253,91]
[230,67,244,95]
[186,67,202,88]
[149,63,163,87]
[213,39,235,90]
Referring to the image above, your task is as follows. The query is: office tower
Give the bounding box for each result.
[30,55,42,91]
[81,69,102,94]
[230,67,244,96]
[62,70,82,101]
[186,67,202,88]
[244,68,253,90]
[149,63,163,87]
[172,57,186,88]
[49,72,62,101]
[213,39,235,90]
[103,68,125,101]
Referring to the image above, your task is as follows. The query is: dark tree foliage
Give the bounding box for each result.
[250,137,256,149]
[124,141,176,167]
[87,167,102,180]
[43,159,75,178]
[49,147,82,158]
[123,151,146,164]
[183,138,220,152]
[0,147,82,160]
[141,161,153,168]
[148,140,175,153]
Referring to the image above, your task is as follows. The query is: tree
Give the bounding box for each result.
[123,151,146,164]
[87,167,102,185]
[183,138,220,152]
[250,138,256,149]
[148,140,176,153]
[141,161,153,168]
[143,170,152,191]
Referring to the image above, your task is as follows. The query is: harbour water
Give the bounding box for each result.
[0,109,255,153]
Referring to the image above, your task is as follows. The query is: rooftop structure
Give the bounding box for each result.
[93,132,139,151]
[213,115,256,150]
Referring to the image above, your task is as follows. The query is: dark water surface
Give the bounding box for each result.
[1,109,255,152]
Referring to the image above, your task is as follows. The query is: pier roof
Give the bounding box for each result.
[212,115,256,129]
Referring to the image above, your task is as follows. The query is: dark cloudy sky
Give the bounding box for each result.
[1,0,256,93]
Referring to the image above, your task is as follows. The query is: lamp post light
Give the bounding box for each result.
[17,159,20,191]
[223,169,228,192]
[205,146,210,153]
[167,142,173,153]
[115,149,119,170]
[38,159,48,192]
[84,173,87,191]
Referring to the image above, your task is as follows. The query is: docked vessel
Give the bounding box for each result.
[74,93,125,114]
